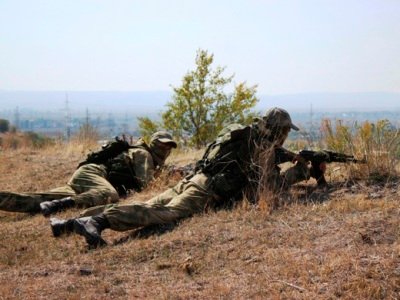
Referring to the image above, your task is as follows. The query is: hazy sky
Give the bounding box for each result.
[1,0,399,94]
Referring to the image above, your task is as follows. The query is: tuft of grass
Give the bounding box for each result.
[321,119,400,183]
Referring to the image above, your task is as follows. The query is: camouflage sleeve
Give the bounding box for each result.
[129,148,155,188]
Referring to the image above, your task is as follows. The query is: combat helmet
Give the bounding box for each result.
[149,131,177,167]
[150,131,177,148]
[262,107,299,131]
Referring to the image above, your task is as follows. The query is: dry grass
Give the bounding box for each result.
[0,142,399,299]
[320,119,400,182]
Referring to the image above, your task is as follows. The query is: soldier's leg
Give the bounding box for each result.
[41,164,119,216]
[144,180,186,205]
[80,185,179,217]
[48,186,76,194]
[0,188,75,213]
[104,176,214,231]
[80,179,185,217]
[79,182,181,217]
[79,203,117,217]
[68,164,119,207]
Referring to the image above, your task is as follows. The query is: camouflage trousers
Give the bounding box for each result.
[0,164,119,213]
[84,163,310,231]
[83,173,216,231]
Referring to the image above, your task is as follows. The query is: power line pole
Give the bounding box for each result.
[85,108,90,126]
[310,103,314,128]
[65,93,71,141]
[14,106,20,130]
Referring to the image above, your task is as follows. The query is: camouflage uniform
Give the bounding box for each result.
[51,108,312,247]
[0,132,176,213]
[86,113,309,232]
[103,165,308,232]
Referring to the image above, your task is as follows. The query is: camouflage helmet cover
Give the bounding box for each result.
[150,131,177,148]
[263,107,299,131]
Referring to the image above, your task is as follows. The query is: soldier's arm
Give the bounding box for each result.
[275,147,307,165]
[130,149,156,188]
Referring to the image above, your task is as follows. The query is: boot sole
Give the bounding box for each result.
[40,202,52,217]
[51,223,62,237]
[50,218,72,237]
[73,220,107,248]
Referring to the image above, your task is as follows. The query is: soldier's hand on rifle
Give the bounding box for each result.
[293,154,307,165]
[296,155,326,176]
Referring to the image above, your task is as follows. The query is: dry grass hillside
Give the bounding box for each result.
[0,130,399,299]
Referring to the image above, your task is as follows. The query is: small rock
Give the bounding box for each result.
[79,267,93,276]
[367,192,382,199]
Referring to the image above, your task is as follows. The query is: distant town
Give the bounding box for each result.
[1,107,398,142]
[1,90,399,141]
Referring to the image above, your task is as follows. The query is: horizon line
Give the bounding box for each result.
[1,89,400,96]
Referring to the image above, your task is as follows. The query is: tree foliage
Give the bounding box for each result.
[137,117,161,143]
[0,119,10,133]
[161,49,258,148]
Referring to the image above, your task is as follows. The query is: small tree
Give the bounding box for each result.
[137,117,161,143]
[212,82,258,136]
[0,119,10,133]
[162,49,258,148]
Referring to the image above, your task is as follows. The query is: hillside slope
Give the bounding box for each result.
[0,146,399,299]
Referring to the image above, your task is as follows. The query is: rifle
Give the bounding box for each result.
[275,148,367,186]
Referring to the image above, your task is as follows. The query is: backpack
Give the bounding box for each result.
[77,137,131,168]
[78,137,150,196]
[197,124,255,198]
[106,151,143,196]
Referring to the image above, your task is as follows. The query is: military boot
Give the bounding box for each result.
[40,197,75,217]
[50,218,75,237]
[72,214,110,248]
